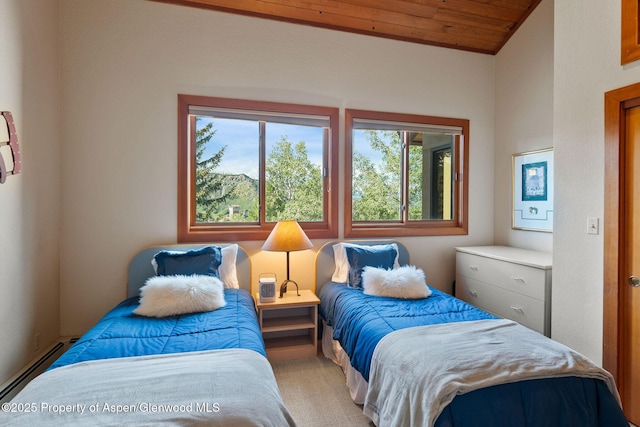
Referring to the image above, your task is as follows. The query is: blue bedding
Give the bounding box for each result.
[50,289,265,370]
[319,282,628,426]
[319,282,495,381]
[436,376,628,427]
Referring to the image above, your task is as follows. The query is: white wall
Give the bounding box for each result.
[59,0,496,335]
[2,0,632,382]
[0,0,60,383]
[493,0,639,365]
[553,0,640,363]
[3,0,630,385]
[494,0,553,254]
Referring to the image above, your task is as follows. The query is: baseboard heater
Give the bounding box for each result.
[0,340,69,403]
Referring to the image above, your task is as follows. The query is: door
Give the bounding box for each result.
[604,84,640,424]
[622,105,640,423]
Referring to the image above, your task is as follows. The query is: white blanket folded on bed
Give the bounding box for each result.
[5,349,296,427]
[363,319,620,427]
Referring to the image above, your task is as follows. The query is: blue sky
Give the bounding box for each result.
[199,117,324,179]
[198,117,383,179]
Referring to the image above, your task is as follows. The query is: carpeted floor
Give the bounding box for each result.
[271,355,373,427]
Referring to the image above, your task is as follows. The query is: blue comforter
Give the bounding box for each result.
[50,289,265,370]
[319,283,628,427]
[319,282,495,382]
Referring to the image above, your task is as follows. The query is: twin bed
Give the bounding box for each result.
[6,244,296,426]
[316,241,628,427]
[6,240,629,426]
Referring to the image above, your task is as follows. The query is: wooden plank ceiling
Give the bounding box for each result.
[153,0,542,55]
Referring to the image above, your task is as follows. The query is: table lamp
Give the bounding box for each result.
[262,220,313,298]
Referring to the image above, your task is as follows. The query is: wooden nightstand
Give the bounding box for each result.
[254,289,320,362]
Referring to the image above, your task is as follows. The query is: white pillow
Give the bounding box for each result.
[220,244,239,289]
[151,245,239,289]
[134,275,226,317]
[361,265,432,299]
[331,242,401,283]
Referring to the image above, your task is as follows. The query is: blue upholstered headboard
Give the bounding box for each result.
[127,244,251,298]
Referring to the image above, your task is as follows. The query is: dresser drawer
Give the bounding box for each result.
[456,275,545,334]
[456,251,547,300]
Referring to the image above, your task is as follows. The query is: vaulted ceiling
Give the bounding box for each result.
[153,0,543,55]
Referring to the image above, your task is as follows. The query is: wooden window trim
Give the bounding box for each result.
[621,0,640,65]
[344,108,469,238]
[178,94,339,242]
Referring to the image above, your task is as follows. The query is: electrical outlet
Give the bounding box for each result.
[34,333,40,352]
[587,217,599,235]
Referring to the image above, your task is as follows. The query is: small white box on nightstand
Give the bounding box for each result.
[259,273,277,303]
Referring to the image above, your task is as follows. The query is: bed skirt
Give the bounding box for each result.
[322,321,368,405]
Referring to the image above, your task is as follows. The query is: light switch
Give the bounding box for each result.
[587,217,599,235]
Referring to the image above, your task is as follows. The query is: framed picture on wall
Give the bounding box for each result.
[512,148,553,232]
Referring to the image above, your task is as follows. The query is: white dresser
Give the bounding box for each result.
[455,246,552,336]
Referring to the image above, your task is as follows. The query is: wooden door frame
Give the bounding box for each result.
[603,82,640,393]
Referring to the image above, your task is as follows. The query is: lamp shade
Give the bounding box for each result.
[262,220,313,252]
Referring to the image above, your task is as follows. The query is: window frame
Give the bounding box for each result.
[178,94,339,242]
[344,108,469,237]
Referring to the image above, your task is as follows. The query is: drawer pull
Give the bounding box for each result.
[469,266,479,271]
[512,277,525,283]
[510,305,524,314]
[469,290,479,298]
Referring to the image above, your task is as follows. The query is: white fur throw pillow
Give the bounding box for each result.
[361,265,432,299]
[134,275,226,317]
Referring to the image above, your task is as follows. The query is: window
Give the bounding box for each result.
[345,109,469,237]
[178,95,338,242]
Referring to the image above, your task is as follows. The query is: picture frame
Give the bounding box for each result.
[512,148,553,232]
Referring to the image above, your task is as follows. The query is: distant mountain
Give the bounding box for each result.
[213,172,258,196]
[209,173,258,220]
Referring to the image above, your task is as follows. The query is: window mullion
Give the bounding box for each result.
[259,121,266,225]
[454,134,462,225]
[189,114,198,227]
[401,131,409,224]
[323,127,329,218]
